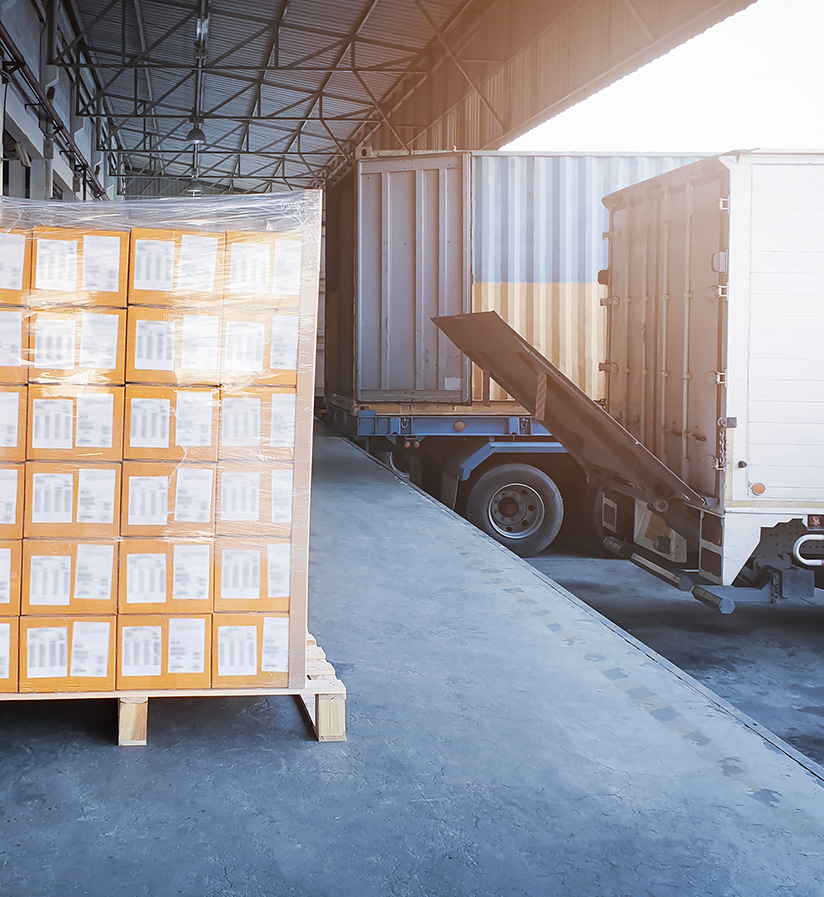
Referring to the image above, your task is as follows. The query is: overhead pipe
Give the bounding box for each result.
[0,17,107,198]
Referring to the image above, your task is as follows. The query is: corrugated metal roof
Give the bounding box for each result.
[67,0,757,195]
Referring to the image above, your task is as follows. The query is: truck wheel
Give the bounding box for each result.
[465,464,563,557]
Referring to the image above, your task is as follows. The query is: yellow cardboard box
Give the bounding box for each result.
[0,617,19,693]
[211,612,290,688]
[21,540,118,615]
[30,227,128,307]
[0,307,28,385]
[27,306,126,384]
[124,385,218,462]
[118,539,213,614]
[19,614,116,693]
[223,232,303,306]
[213,538,291,613]
[215,462,293,536]
[27,384,124,462]
[24,461,121,539]
[0,386,27,462]
[0,229,32,306]
[219,310,299,387]
[0,540,22,615]
[0,463,24,539]
[218,387,296,461]
[120,461,215,537]
[117,614,212,690]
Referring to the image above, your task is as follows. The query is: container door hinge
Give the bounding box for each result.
[719,197,730,212]
[718,416,737,428]
[716,284,728,300]
[600,296,620,307]
[602,228,622,240]
[714,371,727,386]
[599,361,619,373]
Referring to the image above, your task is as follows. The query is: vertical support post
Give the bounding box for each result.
[118,697,148,746]
[314,694,346,742]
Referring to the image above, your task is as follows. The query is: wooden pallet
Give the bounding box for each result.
[0,633,346,746]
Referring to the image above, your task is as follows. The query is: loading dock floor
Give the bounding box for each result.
[2,424,824,895]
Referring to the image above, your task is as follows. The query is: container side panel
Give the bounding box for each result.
[324,176,355,400]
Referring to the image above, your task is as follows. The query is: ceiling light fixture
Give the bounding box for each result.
[186,120,206,145]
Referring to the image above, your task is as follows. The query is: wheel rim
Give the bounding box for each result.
[487,483,545,540]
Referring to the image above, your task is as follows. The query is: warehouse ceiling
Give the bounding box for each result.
[62,0,757,193]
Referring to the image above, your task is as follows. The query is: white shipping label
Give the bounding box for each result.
[269,393,297,447]
[267,543,291,597]
[32,399,74,449]
[70,621,111,678]
[133,239,175,291]
[221,397,261,446]
[180,315,220,371]
[175,392,213,447]
[177,234,219,291]
[74,543,115,601]
[0,393,19,447]
[134,319,176,371]
[77,468,116,524]
[28,555,72,606]
[121,625,162,677]
[126,553,167,604]
[269,316,299,370]
[0,468,18,525]
[82,234,121,293]
[76,394,115,448]
[0,623,10,679]
[261,616,290,673]
[34,318,76,370]
[27,626,68,678]
[220,471,261,522]
[223,322,265,372]
[172,543,211,601]
[0,233,26,291]
[129,398,171,448]
[31,472,73,523]
[174,467,213,523]
[0,310,23,367]
[128,475,169,526]
[272,240,303,296]
[79,313,119,370]
[35,238,78,292]
[168,617,206,674]
[217,625,258,676]
[270,468,294,524]
[220,549,260,600]
[229,242,270,294]
[0,548,10,604]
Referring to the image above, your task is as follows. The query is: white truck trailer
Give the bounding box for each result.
[436,151,824,612]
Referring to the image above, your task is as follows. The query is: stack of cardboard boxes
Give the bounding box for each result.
[0,201,318,695]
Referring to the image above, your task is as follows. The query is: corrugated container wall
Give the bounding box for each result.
[325,152,703,410]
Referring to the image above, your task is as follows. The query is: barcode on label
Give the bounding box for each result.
[270,468,293,524]
[32,399,74,449]
[221,397,261,446]
[229,242,270,294]
[28,555,72,606]
[126,553,167,604]
[77,468,116,524]
[82,235,121,293]
[0,233,26,291]
[175,392,213,447]
[0,467,18,525]
[0,622,10,679]
[220,471,261,522]
[74,543,115,601]
[70,621,110,678]
[130,398,171,448]
[27,626,68,678]
[35,238,78,292]
[128,475,169,526]
[0,310,23,367]
[79,313,119,370]
[217,625,258,676]
[0,548,10,604]
[172,543,211,601]
[0,393,19,447]
[173,467,213,523]
[31,472,73,523]
[121,625,162,677]
[134,319,176,371]
[223,322,265,372]
[269,316,299,370]
[261,616,289,672]
[34,318,76,370]
[220,549,260,600]
[76,394,115,448]
[133,239,175,292]
[267,543,291,598]
[269,393,297,447]
[168,617,206,674]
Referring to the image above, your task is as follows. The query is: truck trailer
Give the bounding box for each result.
[325,151,701,555]
[436,151,824,612]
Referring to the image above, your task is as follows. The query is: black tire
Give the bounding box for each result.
[464,463,563,557]
[372,449,411,479]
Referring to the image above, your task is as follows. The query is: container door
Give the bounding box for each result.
[356,153,470,403]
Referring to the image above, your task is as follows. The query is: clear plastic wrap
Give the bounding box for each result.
[0,192,321,694]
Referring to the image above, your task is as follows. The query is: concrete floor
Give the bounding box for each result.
[2,426,824,895]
